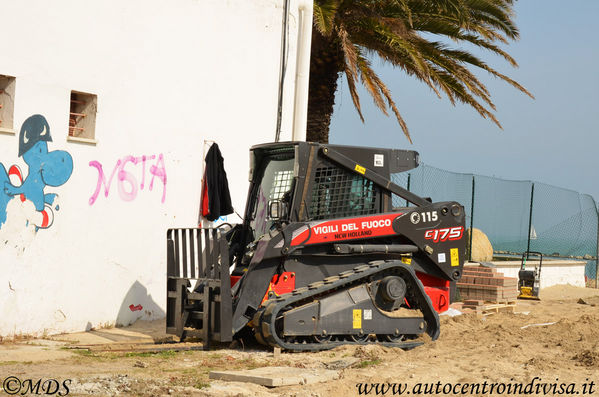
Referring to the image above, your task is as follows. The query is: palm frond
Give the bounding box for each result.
[313,0,339,36]
[339,26,365,121]
[310,0,531,142]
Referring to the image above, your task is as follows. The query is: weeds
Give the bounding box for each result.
[0,360,33,366]
[356,358,382,368]
[194,381,210,389]
[68,348,97,357]
[123,350,178,359]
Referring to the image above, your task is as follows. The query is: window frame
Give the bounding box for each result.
[67,90,98,144]
[0,74,16,135]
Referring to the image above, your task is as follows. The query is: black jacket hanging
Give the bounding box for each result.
[201,143,234,221]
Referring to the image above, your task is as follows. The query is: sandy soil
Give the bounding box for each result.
[1,285,598,396]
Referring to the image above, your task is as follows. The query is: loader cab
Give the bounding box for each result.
[244,142,421,242]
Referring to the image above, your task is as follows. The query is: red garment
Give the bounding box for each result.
[200,170,210,222]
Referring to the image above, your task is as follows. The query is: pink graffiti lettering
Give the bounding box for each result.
[149,154,167,203]
[89,154,167,205]
[118,155,139,202]
[88,160,121,205]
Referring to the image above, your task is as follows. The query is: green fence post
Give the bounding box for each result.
[596,206,598,288]
[469,176,475,262]
[526,183,535,254]
[405,173,411,207]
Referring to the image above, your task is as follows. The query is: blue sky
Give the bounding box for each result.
[330,1,599,204]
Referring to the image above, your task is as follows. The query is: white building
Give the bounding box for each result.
[0,0,311,337]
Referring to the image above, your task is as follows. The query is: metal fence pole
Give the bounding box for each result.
[526,183,535,254]
[468,176,475,261]
[595,205,599,288]
[405,173,411,207]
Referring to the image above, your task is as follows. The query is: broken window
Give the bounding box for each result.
[68,91,97,142]
[0,74,16,133]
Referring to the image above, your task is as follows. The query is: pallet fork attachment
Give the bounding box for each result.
[166,228,233,349]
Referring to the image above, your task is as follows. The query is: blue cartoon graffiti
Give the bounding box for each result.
[0,114,73,230]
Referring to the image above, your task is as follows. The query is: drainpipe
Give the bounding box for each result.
[274,0,291,143]
[291,0,313,142]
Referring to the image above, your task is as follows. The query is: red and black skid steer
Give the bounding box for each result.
[166,142,465,351]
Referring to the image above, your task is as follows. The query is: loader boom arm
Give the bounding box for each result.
[320,146,430,207]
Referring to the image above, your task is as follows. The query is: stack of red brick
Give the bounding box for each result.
[457,265,518,302]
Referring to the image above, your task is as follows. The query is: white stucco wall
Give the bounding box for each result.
[490,260,586,289]
[0,0,304,336]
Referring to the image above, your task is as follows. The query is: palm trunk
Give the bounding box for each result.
[306,31,344,143]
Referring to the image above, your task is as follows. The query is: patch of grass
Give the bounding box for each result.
[194,381,210,389]
[48,336,80,345]
[234,357,260,370]
[65,348,124,362]
[0,360,33,366]
[356,358,382,368]
[69,349,117,363]
[181,368,199,375]
[276,359,293,367]
[99,322,115,329]
[68,348,97,357]
[198,366,216,375]
[168,374,211,389]
[161,368,182,373]
[0,333,36,344]
[123,350,178,358]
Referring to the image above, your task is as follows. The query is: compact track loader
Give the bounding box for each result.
[166,142,466,351]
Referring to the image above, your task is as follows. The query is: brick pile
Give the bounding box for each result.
[457,265,518,302]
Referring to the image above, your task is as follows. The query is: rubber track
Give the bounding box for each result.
[257,260,437,352]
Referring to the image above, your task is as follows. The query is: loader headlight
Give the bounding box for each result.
[268,199,287,220]
[451,204,461,216]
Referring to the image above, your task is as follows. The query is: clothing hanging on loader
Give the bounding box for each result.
[200,143,234,222]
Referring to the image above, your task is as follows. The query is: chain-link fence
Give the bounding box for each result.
[391,164,599,286]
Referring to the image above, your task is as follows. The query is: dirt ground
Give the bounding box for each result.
[1,285,599,396]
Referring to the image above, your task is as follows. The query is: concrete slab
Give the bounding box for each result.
[0,319,187,363]
[49,319,172,346]
[209,366,340,387]
[0,342,74,362]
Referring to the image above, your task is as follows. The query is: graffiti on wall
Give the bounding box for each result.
[0,114,74,231]
[88,154,167,205]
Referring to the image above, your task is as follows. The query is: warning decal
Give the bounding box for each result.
[353,309,362,329]
[450,248,459,267]
[354,164,366,174]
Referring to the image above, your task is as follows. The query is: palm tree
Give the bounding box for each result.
[306,0,533,143]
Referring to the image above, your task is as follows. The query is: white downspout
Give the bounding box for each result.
[291,0,313,142]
